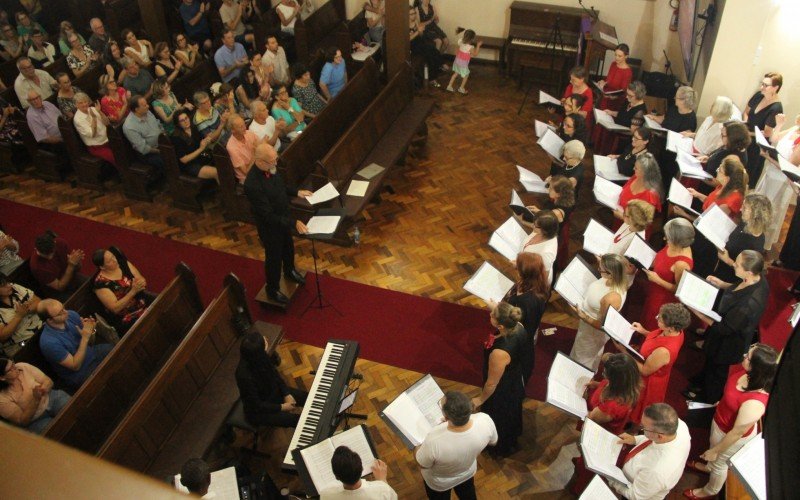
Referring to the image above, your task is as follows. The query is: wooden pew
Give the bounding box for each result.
[293,0,346,63]
[104,0,144,40]
[316,62,434,245]
[43,263,204,455]
[58,116,108,191]
[13,116,68,181]
[71,64,104,101]
[213,142,253,223]
[172,59,218,104]
[107,124,159,201]
[158,134,214,213]
[97,273,251,478]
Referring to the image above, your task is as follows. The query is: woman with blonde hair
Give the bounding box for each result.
[687,96,736,155]
[714,193,770,284]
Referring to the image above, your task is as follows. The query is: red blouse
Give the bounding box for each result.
[630,329,684,422]
[714,366,769,435]
[100,86,128,123]
[563,84,594,115]
[703,186,744,216]
[618,176,663,212]
[589,379,633,435]
[604,62,633,94]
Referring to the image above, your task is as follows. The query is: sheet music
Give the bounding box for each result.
[579,475,618,500]
[582,218,614,256]
[694,204,737,249]
[778,154,800,180]
[593,80,623,95]
[677,149,713,179]
[382,375,444,447]
[594,155,630,182]
[550,352,594,394]
[675,271,722,322]
[643,115,667,131]
[306,216,341,235]
[623,235,656,269]
[666,130,694,153]
[509,190,535,222]
[351,42,380,61]
[598,31,618,46]
[406,374,446,427]
[301,440,341,493]
[539,90,562,106]
[603,307,644,360]
[174,466,239,499]
[754,126,770,148]
[668,178,700,215]
[546,380,589,420]
[554,256,598,306]
[592,176,623,211]
[593,108,629,131]
[330,426,377,474]
[580,419,630,486]
[537,129,565,159]
[356,163,385,180]
[517,165,548,193]
[346,180,369,197]
[489,217,528,261]
[729,434,766,500]
[306,182,340,204]
[535,120,555,138]
[789,303,800,327]
[463,262,514,305]
[687,401,716,410]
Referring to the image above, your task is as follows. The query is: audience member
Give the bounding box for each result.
[226,114,259,183]
[215,30,249,84]
[409,7,442,86]
[87,18,111,53]
[14,57,56,108]
[0,95,21,146]
[276,0,301,36]
[271,84,305,139]
[416,0,449,54]
[65,32,99,78]
[249,52,273,89]
[178,0,213,53]
[193,90,230,146]
[27,29,56,68]
[121,57,155,99]
[416,391,497,499]
[57,21,85,56]
[319,46,347,101]
[38,298,113,390]
[91,248,150,334]
[213,81,248,118]
[249,100,284,152]
[98,74,129,125]
[25,89,66,154]
[0,23,24,61]
[73,92,117,168]
[55,72,84,120]
[0,273,42,357]
[123,94,165,172]
[14,11,45,44]
[151,79,193,135]
[104,41,128,85]
[263,35,289,86]
[171,109,219,182]
[173,32,202,70]
[0,357,71,434]
[121,29,153,68]
[29,230,84,301]
[0,230,23,275]
[292,63,327,118]
[219,0,256,52]
[363,0,385,44]
[236,69,262,109]
[153,42,184,84]
[321,446,397,499]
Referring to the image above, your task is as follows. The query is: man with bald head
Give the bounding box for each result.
[225,114,259,183]
[249,100,285,152]
[244,143,313,303]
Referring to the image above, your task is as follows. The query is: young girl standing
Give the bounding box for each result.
[447,29,481,94]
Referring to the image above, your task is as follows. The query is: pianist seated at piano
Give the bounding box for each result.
[560,66,593,120]
[595,44,632,112]
[235,331,308,428]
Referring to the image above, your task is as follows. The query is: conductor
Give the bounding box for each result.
[244,143,313,303]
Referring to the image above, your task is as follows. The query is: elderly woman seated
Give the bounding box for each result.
[73,92,117,168]
[0,273,42,358]
[0,357,71,434]
[91,247,151,335]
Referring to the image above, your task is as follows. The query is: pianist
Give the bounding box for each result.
[235,331,308,427]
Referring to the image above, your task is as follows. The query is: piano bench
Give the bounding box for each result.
[226,400,272,459]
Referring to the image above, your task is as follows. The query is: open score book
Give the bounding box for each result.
[545,352,594,420]
[380,374,445,449]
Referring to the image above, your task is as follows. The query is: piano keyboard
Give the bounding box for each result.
[511,38,579,53]
[283,340,355,468]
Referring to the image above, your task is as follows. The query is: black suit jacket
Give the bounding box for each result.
[235,358,289,418]
[243,166,298,243]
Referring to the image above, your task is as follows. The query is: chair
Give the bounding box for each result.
[225,400,270,458]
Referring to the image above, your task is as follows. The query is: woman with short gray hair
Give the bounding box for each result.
[73,91,117,168]
[645,85,697,134]
[547,139,586,198]
[639,217,694,330]
[690,96,736,155]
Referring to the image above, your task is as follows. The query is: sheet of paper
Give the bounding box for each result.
[539,90,562,106]
[790,303,800,328]
[677,149,713,179]
[509,190,535,222]
[592,176,623,211]
[357,163,385,180]
[582,218,614,255]
[729,434,766,500]
[603,307,644,360]
[778,154,800,180]
[330,426,376,476]
[623,235,656,269]
[593,108,629,131]
[517,165,548,193]
[537,129,565,159]
[668,178,700,215]
[593,155,630,182]
[406,374,446,427]
[546,380,589,419]
[675,271,722,322]
[598,31,618,46]
[579,475,618,500]
[306,216,341,235]
[351,43,380,61]
[666,130,694,153]
[754,126,770,148]
[307,182,340,205]
[554,256,599,306]
[464,262,514,305]
[643,115,667,131]
[549,351,594,393]
[175,466,239,499]
[489,217,528,261]
[694,204,737,249]
[687,401,716,410]
[300,440,340,493]
[534,120,555,138]
[580,419,630,486]
[382,392,432,447]
[346,179,369,197]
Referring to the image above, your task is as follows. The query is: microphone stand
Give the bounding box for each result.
[577,0,599,21]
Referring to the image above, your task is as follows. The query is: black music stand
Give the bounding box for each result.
[301,208,345,317]
[518,14,567,115]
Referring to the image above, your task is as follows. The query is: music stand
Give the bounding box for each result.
[518,14,567,115]
[301,207,345,317]
[336,387,368,431]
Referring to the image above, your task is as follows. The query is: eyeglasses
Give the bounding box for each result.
[641,427,660,435]
[760,82,773,88]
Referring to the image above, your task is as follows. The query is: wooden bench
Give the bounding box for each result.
[104,0,144,40]
[71,64,104,101]
[43,263,204,455]
[13,116,69,182]
[315,62,434,244]
[58,116,107,191]
[294,0,346,64]
[172,59,218,104]
[107,124,159,201]
[159,134,215,213]
[97,273,251,478]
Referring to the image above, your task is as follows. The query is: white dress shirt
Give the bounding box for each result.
[74,108,109,146]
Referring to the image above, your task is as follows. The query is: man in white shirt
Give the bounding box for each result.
[263,35,290,86]
[609,403,691,500]
[219,0,256,52]
[248,100,285,152]
[320,446,397,499]
[416,391,498,499]
[13,57,55,108]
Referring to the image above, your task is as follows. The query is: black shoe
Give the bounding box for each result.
[285,269,306,285]
[268,290,289,304]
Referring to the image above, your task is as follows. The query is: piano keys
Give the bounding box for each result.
[282,339,360,469]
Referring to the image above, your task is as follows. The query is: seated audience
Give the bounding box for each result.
[321,447,396,499]
[219,0,256,52]
[98,75,130,125]
[214,30,249,84]
[609,403,691,499]
[0,273,42,357]
[104,41,128,85]
[65,32,99,78]
[14,11,45,44]
[595,44,632,111]
[27,29,55,68]
[153,42,184,84]
[226,114,260,183]
[416,391,497,499]
[0,95,21,147]
[292,63,327,118]
[73,92,117,168]
[249,100,284,152]
[121,29,153,68]
[235,331,308,427]
[409,7,443,87]
[0,357,71,434]
[57,21,85,56]
[29,230,84,300]
[171,110,219,183]
[569,254,627,371]
[320,46,347,100]
[249,52,273,89]
[213,82,247,118]
[173,32,203,70]
[235,69,262,109]
[39,298,113,390]
[151,79,193,135]
[271,84,306,139]
[55,73,84,120]
[122,94,165,172]
[0,230,23,275]
[685,343,778,499]
[87,18,111,54]
[263,35,290,86]
[91,248,150,334]
[178,458,211,496]
[519,210,559,285]
[14,57,56,108]
[178,0,213,53]
[25,89,66,154]
[416,0,448,54]
[276,0,301,36]
[363,0,385,45]
[121,58,155,100]
[193,90,230,146]
[0,23,23,61]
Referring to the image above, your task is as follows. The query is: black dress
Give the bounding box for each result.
[616,146,647,178]
[170,130,209,177]
[550,161,585,199]
[745,92,783,188]
[482,325,526,454]
[713,224,764,283]
[235,356,309,427]
[616,102,647,128]
[505,288,547,384]
[661,107,697,133]
[779,193,800,270]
